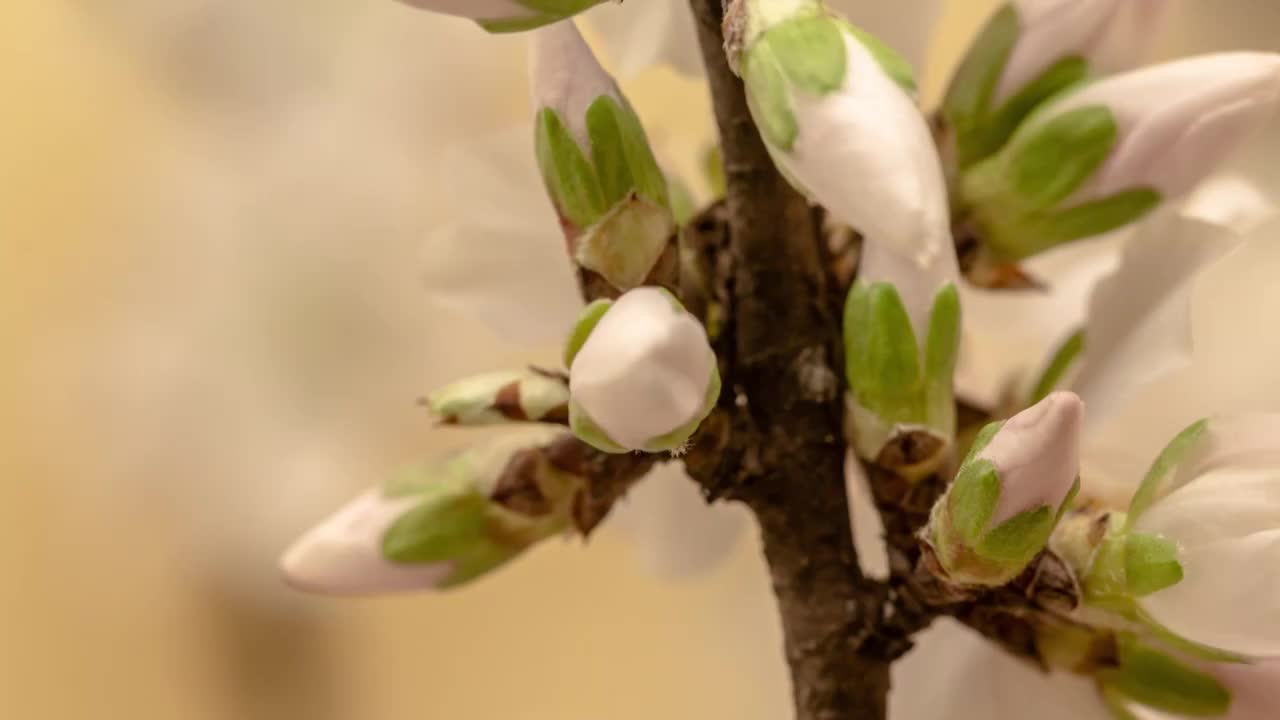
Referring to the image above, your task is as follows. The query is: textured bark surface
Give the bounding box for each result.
[687,1,890,717]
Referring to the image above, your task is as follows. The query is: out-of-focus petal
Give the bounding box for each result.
[890,619,1106,719]
[604,462,751,579]
[421,127,584,346]
[584,0,702,78]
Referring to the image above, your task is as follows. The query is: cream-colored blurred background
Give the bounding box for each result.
[3,2,1278,719]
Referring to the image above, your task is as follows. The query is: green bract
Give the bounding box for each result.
[942,4,1091,171]
[378,436,578,589]
[932,420,1079,586]
[843,281,960,462]
[534,95,673,290]
[474,0,606,33]
[1099,636,1231,718]
[740,10,915,152]
[960,104,1162,260]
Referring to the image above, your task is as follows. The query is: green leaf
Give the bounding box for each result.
[949,459,1000,543]
[987,188,1163,261]
[1133,607,1250,665]
[704,145,726,200]
[956,55,1089,170]
[477,13,558,33]
[1030,329,1085,404]
[382,491,493,564]
[743,42,800,150]
[1127,419,1210,524]
[943,4,1019,144]
[763,15,847,96]
[961,419,1005,467]
[585,97,636,207]
[667,173,697,226]
[1007,105,1118,209]
[435,541,519,589]
[590,96,669,207]
[1125,532,1184,597]
[843,282,923,419]
[563,299,613,369]
[979,505,1054,565]
[535,108,607,228]
[842,22,916,94]
[1100,638,1231,717]
[924,283,961,396]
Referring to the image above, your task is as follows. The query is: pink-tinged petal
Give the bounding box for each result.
[421,128,584,346]
[998,0,1119,104]
[957,235,1123,410]
[584,0,703,78]
[891,619,1107,720]
[1072,213,1246,432]
[982,392,1084,526]
[280,489,454,595]
[604,462,750,579]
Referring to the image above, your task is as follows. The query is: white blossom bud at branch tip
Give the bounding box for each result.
[962,52,1280,260]
[565,288,719,454]
[530,21,674,290]
[929,392,1083,586]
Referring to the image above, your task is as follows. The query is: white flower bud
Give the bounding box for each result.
[964,53,1280,260]
[396,0,606,33]
[281,431,572,594]
[997,0,1169,105]
[843,238,961,469]
[731,1,951,268]
[929,392,1083,586]
[530,22,674,290]
[567,288,719,453]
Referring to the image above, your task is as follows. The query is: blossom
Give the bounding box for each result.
[566,288,719,453]
[963,52,1280,261]
[395,0,607,33]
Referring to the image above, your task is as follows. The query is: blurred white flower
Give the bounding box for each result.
[586,0,942,79]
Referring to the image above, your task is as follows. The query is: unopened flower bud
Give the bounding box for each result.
[928,391,1083,586]
[530,21,674,290]
[396,0,607,33]
[280,431,577,594]
[728,0,951,268]
[566,287,719,454]
[844,239,961,474]
[1084,415,1280,658]
[424,368,569,425]
[962,52,1280,261]
[944,0,1169,169]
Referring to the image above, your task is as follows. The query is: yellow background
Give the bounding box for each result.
[3,2,1278,719]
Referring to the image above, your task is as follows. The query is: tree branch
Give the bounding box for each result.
[686,2,891,718]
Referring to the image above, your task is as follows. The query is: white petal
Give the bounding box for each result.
[998,0,1119,103]
[1048,53,1280,203]
[421,128,584,345]
[605,462,750,579]
[1072,212,1246,431]
[584,0,703,77]
[529,21,622,150]
[1138,463,1280,548]
[890,619,1106,719]
[845,452,889,579]
[280,489,453,595]
[780,31,951,267]
[570,288,715,449]
[956,234,1122,409]
[1181,173,1278,234]
[1139,530,1280,657]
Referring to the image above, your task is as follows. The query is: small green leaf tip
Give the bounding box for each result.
[843,281,959,468]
